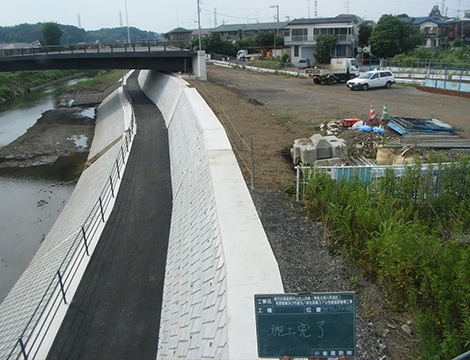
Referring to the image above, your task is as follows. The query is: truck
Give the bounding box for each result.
[305,58,359,85]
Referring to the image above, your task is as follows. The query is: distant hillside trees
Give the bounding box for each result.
[0,23,159,45]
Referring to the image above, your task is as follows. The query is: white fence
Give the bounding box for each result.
[295,163,452,201]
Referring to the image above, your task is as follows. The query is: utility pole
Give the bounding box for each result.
[270,5,279,51]
[197,0,202,50]
[124,0,131,44]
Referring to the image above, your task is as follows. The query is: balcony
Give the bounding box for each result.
[285,34,355,45]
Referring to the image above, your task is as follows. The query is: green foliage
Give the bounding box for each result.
[392,45,470,68]
[195,33,237,56]
[0,70,78,101]
[369,15,423,58]
[41,22,63,46]
[303,159,470,359]
[358,22,373,47]
[314,34,338,64]
[429,5,442,17]
[280,52,290,63]
[0,23,159,45]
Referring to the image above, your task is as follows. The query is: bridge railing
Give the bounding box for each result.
[0,41,191,57]
[5,97,136,360]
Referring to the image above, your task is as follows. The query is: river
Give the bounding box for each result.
[0,78,92,304]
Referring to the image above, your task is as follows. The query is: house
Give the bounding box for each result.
[0,42,40,56]
[283,14,363,65]
[398,16,451,48]
[210,21,288,40]
[448,17,470,42]
[191,28,212,40]
[163,27,192,44]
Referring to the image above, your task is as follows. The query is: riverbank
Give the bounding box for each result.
[0,73,123,173]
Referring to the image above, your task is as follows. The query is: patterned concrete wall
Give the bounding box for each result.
[138,70,284,359]
[0,86,135,359]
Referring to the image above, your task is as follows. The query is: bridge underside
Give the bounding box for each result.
[0,52,194,73]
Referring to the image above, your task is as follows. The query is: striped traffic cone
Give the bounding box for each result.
[380,104,390,125]
[368,104,378,126]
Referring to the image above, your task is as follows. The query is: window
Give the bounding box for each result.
[294,45,299,57]
[292,28,308,42]
[380,72,387,78]
[371,73,379,79]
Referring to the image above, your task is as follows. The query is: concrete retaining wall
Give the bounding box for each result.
[138,70,284,359]
[0,85,135,359]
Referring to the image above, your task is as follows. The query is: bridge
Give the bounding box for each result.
[0,43,206,79]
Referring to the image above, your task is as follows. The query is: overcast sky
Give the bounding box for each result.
[1,0,468,33]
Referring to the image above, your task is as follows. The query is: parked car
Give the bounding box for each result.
[346,70,396,90]
[297,58,310,69]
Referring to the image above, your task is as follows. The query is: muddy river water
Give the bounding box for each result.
[0,79,91,304]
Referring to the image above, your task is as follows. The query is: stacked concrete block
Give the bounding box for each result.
[291,133,347,165]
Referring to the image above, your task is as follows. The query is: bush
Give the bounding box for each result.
[304,159,470,359]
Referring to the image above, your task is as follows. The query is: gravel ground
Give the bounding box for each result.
[250,188,393,360]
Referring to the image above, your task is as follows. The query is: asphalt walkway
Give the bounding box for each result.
[47,71,172,360]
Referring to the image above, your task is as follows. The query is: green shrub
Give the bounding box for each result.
[303,159,470,359]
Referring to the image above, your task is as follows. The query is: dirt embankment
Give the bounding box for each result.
[188,65,470,359]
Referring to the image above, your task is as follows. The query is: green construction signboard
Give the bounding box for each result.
[255,292,356,358]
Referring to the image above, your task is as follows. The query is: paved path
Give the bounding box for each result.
[47,72,172,360]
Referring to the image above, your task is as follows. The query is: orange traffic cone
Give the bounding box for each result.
[368,104,378,126]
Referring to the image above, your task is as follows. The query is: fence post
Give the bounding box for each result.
[296,166,300,202]
[81,226,89,256]
[109,175,115,198]
[121,147,125,164]
[116,159,120,179]
[250,139,255,190]
[458,68,463,92]
[57,270,67,305]
[18,337,28,360]
[99,196,105,222]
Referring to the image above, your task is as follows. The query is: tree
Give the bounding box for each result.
[429,5,442,17]
[41,22,63,45]
[314,34,337,64]
[358,22,373,47]
[369,15,422,58]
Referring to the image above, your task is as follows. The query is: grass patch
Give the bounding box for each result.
[303,158,470,359]
[70,70,127,90]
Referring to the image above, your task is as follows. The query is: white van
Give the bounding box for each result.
[297,58,310,69]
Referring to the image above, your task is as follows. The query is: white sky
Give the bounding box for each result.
[1,0,469,33]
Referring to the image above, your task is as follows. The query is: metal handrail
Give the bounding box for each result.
[5,93,136,360]
[0,41,194,58]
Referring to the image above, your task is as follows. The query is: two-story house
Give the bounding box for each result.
[398,16,451,48]
[284,14,363,64]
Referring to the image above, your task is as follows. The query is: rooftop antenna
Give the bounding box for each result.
[119,11,123,27]
[77,14,81,28]
[176,11,179,27]
[345,0,350,14]
[214,8,217,28]
[307,0,311,18]
[314,0,317,17]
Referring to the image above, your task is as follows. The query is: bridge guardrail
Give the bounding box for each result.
[5,89,136,360]
[0,41,192,58]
